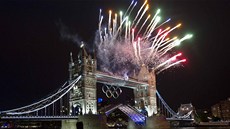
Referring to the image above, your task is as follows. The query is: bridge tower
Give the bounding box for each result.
[134,65,157,117]
[68,47,97,115]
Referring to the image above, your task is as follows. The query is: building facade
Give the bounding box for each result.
[211,98,230,121]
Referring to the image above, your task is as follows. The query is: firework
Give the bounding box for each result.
[95,0,192,76]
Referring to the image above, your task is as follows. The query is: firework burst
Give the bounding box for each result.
[95,0,192,76]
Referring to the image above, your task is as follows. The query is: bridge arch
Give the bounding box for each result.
[71,102,82,116]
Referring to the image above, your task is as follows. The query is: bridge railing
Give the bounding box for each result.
[105,104,123,116]
[118,105,146,124]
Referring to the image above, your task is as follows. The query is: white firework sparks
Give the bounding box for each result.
[95,0,192,76]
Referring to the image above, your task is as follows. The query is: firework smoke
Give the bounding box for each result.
[56,21,83,47]
[95,0,192,76]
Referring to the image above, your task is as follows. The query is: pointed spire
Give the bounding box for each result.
[93,48,96,60]
[81,41,88,57]
[70,52,75,67]
[70,52,73,63]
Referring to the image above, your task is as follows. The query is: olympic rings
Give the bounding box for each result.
[102,85,122,99]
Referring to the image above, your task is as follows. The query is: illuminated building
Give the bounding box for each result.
[211,98,230,121]
[68,48,97,115]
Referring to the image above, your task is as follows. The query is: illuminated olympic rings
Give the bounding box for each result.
[102,85,122,99]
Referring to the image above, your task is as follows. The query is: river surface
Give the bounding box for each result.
[7,126,230,129]
[169,127,230,129]
[111,127,230,129]
[165,126,228,129]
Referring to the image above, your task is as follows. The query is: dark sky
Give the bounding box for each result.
[0,0,229,111]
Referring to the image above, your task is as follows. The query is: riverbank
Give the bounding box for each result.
[198,121,230,127]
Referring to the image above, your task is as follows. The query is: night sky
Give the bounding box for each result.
[0,0,229,111]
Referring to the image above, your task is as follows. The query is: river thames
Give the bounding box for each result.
[169,127,230,129]
[113,127,230,129]
[6,126,230,129]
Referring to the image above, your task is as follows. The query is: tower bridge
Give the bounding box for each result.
[0,48,194,128]
[68,48,157,117]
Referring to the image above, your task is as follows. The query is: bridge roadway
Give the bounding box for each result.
[1,116,78,121]
[95,71,149,88]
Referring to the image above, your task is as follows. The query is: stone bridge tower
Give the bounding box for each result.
[134,64,157,117]
[68,47,97,115]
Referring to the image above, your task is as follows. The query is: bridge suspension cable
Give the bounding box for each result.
[0,75,82,115]
[1,82,68,113]
[156,90,193,119]
[156,90,176,117]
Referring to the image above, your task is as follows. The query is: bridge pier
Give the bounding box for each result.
[62,120,78,129]
[61,115,108,129]
[127,115,170,129]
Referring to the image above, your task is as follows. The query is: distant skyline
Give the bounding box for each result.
[0,0,229,111]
